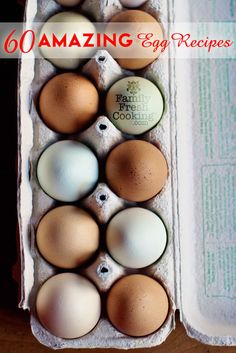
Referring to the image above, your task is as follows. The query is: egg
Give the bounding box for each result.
[105,140,168,202]
[108,10,163,70]
[37,140,99,202]
[36,206,99,268]
[107,274,169,336]
[39,12,96,69]
[106,207,167,268]
[106,76,164,135]
[120,0,148,7]
[36,273,101,338]
[56,0,81,6]
[39,73,99,134]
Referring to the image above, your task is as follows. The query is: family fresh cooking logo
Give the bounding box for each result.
[127,81,141,95]
[113,80,154,126]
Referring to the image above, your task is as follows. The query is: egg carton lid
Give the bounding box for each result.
[17,0,236,348]
[171,0,236,346]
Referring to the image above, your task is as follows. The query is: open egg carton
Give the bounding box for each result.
[18,0,236,350]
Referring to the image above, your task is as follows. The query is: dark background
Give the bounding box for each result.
[0,1,235,352]
[0,0,23,310]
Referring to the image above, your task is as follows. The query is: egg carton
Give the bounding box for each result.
[17,0,236,349]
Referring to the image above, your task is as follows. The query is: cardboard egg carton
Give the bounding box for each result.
[17,0,236,349]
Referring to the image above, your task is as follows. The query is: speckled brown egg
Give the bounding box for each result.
[105,140,168,202]
[39,73,99,134]
[36,206,99,268]
[107,274,169,337]
[108,10,164,70]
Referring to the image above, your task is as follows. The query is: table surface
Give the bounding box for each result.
[1,307,236,353]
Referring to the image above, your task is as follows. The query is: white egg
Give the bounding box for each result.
[37,140,99,202]
[120,0,148,8]
[39,12,96,69]
[106,207,167,268]
[36,273,101,338]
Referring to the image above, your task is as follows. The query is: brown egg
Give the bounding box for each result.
[108,10,164,70]
[56,0,81,6]
[36,206,99,268]
[107,274,169,336]
[39,73,99,134]
[105,140,168,202]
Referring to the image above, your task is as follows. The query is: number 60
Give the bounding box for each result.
[4,29,35,54]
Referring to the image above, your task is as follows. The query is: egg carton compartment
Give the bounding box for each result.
[18,0,177,349]
[34,0,167,23]
[29,63,175,350]
[18,0,236,348]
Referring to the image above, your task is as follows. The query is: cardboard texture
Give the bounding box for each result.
[17,0,236,349]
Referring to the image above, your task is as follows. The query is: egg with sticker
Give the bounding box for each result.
[106,76,164,135]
